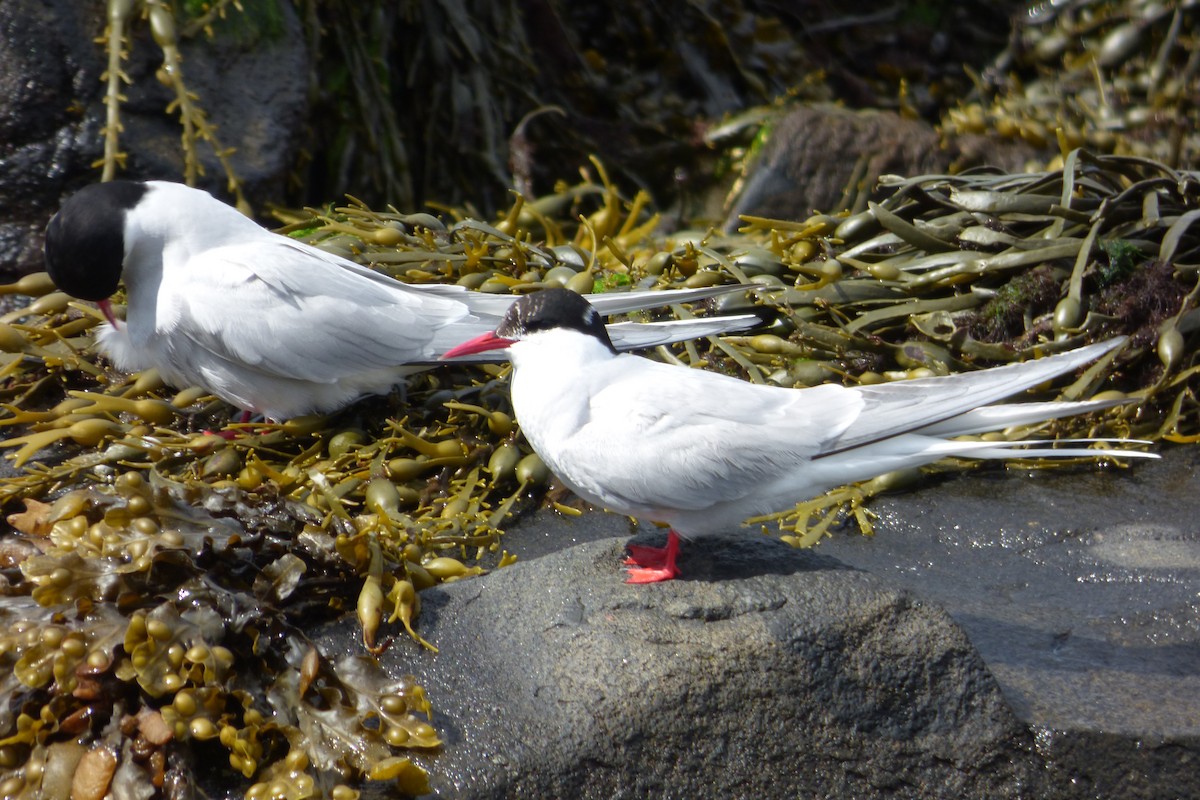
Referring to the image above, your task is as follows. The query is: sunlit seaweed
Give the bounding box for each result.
[31,1,1198,795]
[946,0,1200,169]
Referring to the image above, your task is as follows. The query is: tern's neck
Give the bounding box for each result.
[127,182,267,262]
[508,328,617,374]
[121,183,270,293]
[507,329,616,448]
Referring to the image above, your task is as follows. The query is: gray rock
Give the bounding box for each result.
[319,532,1034,799]
[0,0,309,276]
[820,450,1200,798]
[720,104,1051,230]
[307,449,1200,799]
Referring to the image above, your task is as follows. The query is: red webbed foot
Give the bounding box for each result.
[622,543,668,569]
[623,529,682,583]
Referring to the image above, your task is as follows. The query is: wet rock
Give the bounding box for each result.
[820,449,1200,798]
[308,448,1199,799]
[722,104,950,229]
[317,530,1034,799]
[0,0,309,277]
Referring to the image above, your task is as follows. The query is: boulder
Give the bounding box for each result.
[720,104,1045,229]
[0,0,309,276]
[309,448,1200,799]
[317,529,1034,799]
[721,105,950,229]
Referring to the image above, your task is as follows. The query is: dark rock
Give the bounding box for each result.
[820,449,1200,798]
[721,104,950,229]
[316,532,1034,799]
[720,104,1053,229]
[0,0,101,275]
[0,0,309,277]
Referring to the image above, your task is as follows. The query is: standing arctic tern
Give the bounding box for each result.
[442,289,1158,583]
[42,180,756,419]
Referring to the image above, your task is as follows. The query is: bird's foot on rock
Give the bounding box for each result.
[623,544,668,569]
[623,530,681,583]
[624,564,680,583]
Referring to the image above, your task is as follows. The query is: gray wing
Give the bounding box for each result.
[159,239,477,383]
[816,338,1126,455]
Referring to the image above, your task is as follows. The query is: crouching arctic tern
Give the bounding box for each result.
[43,180,756,419]
[442,288,1159,583]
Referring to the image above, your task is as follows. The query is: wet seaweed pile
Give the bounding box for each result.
[947,0,1200,168]
[1,151,1198,797]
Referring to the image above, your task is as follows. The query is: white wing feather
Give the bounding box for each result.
[515,346,862,514]
[158,240,475,384]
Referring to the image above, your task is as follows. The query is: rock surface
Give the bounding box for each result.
[720,104,1044,230]
[309,448,1200,799]
[0,0,309,276]
[721,105,950,229]
[819,449,1200,798]
[319,531,1034,799]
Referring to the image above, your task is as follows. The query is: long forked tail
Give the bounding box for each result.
[607,313,759,350]
[822,337,1132,455]
[916,398,1130,438]
[444,284,760,361]
[915,436,1158,461]
[449,281,754,319]
[578,283,751,315]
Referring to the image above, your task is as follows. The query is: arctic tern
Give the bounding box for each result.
[442,288,1158,583]
[43,180,756,419]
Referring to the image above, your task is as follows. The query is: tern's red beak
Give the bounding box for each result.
[98,299,120,328]
[441,331,516,360]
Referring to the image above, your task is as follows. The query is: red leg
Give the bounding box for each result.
[623,529,682,583]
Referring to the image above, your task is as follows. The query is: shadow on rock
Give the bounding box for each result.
[625,528,852,581]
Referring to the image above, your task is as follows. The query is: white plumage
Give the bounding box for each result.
[443,289,1158,582]
[44,181,754,419]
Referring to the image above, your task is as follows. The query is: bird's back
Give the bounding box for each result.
[508,334,1139,536]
